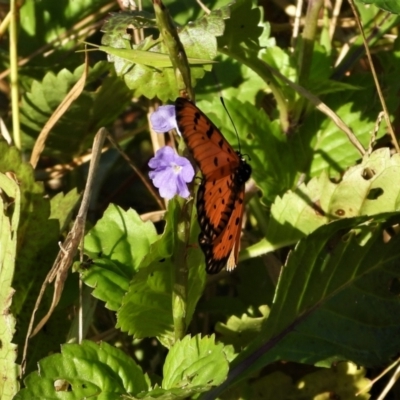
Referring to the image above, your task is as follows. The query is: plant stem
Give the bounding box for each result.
[9,0,21,149]
[297,0,324,86]
[172,197,191,341]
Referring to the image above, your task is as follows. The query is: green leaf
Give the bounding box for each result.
[15,336,228,399]
[204,56,266,104]
[228,214,400,389]
[259,46,300,115]
[0,173,21,399]
[102,8,228,101]
[327,148,400,217]
[247,148,400,257]
[82,204,158,311]
[215,306,270,350]
[49,188,80,233]
[82,197,205,347]
[88,43,216,68]
[117,198,205,347]
[163,334,229,389]
[306,102,372,178]
[218,0,265,53]
[357,0,400,13]
[301,71,399,178]
[20,62,133,160]
[0,144,65,373]
[14,341,150,399]
[306,44,362,96]
[117,257,176,346]
[19,0,111,59]
[101,9,157,38]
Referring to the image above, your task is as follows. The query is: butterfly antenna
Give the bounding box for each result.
[220,97,242,153]
[211,71,243,153]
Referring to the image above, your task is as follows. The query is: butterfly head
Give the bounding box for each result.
[235,153,252,186]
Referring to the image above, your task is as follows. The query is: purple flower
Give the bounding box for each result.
[148,146,194,199]
[150,105,181,135]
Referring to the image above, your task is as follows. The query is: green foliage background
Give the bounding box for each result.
[1,0,400,399]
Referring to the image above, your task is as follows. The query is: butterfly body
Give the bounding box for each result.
[175,97,251,274]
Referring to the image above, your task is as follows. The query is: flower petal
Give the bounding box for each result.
[151,167,172,187]
[175,175,190,198]
[148,146,176,169]
[148,146,194,199]
[150,105,178,133]
[180,162,195,182]
[158,171,179,199]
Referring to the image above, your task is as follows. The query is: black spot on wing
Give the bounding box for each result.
[194,111,201,125]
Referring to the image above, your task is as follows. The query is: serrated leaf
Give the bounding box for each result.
[245,172,333,256]
[328,148,400,217]
[0,173,21,399]
[218,0,265,53]
[117,257,176,345]
[14,341,150,399]
[82,204,158,310]
[117,198,205,347]
[163,335,229,389]
[0,144,64,373]
[249,148,400,256]
[15,335,228,399]
[101,8,228,101]
[20,62,133,160]
[102,10,157,40]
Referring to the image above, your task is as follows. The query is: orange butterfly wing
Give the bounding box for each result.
[175,97,251,274]
[198,181,246,273]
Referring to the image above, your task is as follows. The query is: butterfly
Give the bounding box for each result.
[175,97,252,274]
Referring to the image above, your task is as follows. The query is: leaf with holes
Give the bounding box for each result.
[245,148,400,257]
